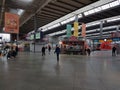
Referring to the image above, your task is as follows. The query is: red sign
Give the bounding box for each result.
[100,41,112,50]
[69,36,78,41]
[82,23,86,37]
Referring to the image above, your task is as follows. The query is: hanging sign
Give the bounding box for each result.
[73,22,78,37]
[82,23,86,37]
[5,12,19,34]
[66,24,72,37]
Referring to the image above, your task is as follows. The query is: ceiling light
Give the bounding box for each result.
[17,9,24,16]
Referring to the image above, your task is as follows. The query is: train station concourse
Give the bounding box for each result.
[1,0,120,90]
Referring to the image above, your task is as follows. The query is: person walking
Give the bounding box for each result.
[54,45,60,62]
[112,46,116,56]
[48,45,51,54]
[41,46,46,56]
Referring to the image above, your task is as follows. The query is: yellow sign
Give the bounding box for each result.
[73,22,78,37]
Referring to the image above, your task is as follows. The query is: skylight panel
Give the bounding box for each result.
[61,17,74,25]
[107,17,120,22]
[84,11,89,16]
[78,14,82,18]
[88,9,95,15]
[109,0,119,7]
[17,9,24,16]
[48,23,60,29]
[69,16,75,21]
[101,4,110,10]
[94,7,102,13]
[84,9,95,16]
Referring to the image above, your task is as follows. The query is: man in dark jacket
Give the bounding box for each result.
[41,46,46,56]
[112,46,116,56]
[54,45,60,61]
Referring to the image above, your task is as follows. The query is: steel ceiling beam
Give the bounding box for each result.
[0,0,6,30]
[20,0,53,27]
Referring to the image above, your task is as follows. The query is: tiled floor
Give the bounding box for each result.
[0,50,120,90]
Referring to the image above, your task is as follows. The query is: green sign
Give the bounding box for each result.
[66,24,72,37]
[30,34,34,40]
[35,32,40,39]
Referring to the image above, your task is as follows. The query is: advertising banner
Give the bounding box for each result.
[66,24,72,37]
[73,22,78,37]
[5,12,19,34]
[82,23,86,37]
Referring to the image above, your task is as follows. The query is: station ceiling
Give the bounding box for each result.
[0,0,98,35]
[0,0,120,39]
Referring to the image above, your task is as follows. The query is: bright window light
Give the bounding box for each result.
[84,11,89,16]
[0,33,10,42]
[78,14,82,18]
[101,4,110,10]
[118,0,120,3]
[61,18,71,25]
[88,9,95,15]
[94,7,102,13]
[69,16,75,21]
[86,21,100,27]
[18,0,33,3]
[49,33,56,36]
[103,26,117,30]
[49,30,66,36]
[86,29,99,33]
[109,0,119,7]
[42,28,48,32]
[17,9,24,16]
[48,23,60,30]
[86,33,100,36]
[107,17,120,22]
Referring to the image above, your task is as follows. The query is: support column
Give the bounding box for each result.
[16,33,19,45]
[116,26,119,31]
[100,21,103,38]
[33,14,38,53]
[75,14,78,22]
[0,0,6,30]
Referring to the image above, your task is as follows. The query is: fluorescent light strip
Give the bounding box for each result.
[49,30,66,36]
[86,21,101,27]
[107,17,120,22]
[61,16,76,25]
[48,23,60,30]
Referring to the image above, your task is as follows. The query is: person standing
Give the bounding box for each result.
[15,45,19,56]
[86,48,91,56]
[41,46,46,56]
[54,45,60,62]
[112,46,116,56]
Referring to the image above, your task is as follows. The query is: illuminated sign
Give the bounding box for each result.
[35,32,40,39]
